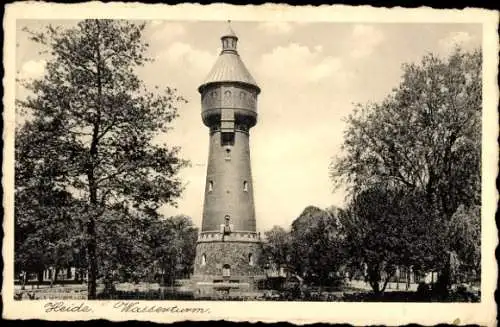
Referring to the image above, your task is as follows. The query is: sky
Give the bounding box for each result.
[16,20,482,232]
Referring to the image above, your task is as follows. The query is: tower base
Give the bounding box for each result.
[191,232,265,298]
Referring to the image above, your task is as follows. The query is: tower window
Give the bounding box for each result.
[249,253,254,266]
[223,215,231,235]
[224,147,231,161]
[221,132,234,146]
[222,264,231,277]
[208,181,213,192]
[243,181,248,192]
[201,254,206,266]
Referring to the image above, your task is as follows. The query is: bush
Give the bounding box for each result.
[416,282,431,301]
[449,284,479,302]
[96,289,194,300]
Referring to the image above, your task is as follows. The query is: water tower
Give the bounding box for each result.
[191,22,264,296]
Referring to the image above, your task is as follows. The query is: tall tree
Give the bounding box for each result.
[330,48,481,284]
[95,205,157,284]
[15,120,87,285]
[262,225,291,267]
[17,20,188,299]
[15,187,87,285]
[92,209,198,285]
[162,215,198,282]
[289,206,344,285]
[341,185,447,294]
[331,48,481,219]
[146,215,198,284]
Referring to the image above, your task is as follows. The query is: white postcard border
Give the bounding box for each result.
[2,2,498,325]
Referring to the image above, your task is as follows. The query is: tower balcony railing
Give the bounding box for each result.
[197,231,261,243]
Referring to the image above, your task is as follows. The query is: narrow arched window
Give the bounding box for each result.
[249,253,254,266]
[243,181,248,192]
[208,181,213,192]
[222,264,231,277]
[201,254,206,266]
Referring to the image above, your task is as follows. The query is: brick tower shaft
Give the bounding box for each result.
[203,127,256,232]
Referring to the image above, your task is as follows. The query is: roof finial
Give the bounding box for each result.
[222,20,237,39]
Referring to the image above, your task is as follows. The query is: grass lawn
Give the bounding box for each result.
[14,280,479,302]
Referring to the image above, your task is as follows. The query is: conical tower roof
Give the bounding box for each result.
[198,22,260,94]
[221,23,238,39]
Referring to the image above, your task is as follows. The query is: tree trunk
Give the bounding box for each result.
[37,270,43,285]
[51,267,59,288]
[87,20,103,300]
[21,272,27,290]
[370,280,381,295]
[396,268,399,290]
[381,271,394,293]
[87,216,97,299]
[86,177,99,299]
[368,265,382,295]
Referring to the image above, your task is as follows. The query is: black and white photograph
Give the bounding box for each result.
[3,2,498,325]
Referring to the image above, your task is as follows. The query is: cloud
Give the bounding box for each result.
[348,24,384,59]
[438,31,475,54]
[158,42,217,76]
[150,20,164,27]
[149,21,186,44]
[258,43,346,85]
[18,59,46,80]
[257,21,293,35]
